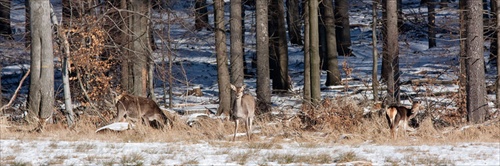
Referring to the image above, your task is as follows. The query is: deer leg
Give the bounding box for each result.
[403,119,408,137]
[233,119,239,141]
[248,117,253,140]
[245,118,250,141]
[391,126,395,139]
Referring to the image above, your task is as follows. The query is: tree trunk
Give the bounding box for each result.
[427,0,436,48]
[195,0,210,31]
[465,0,487,123]
[491,0,498,67]
[319,3,327,71]
[440,0,448,8]
[372,0,379,102]
[494,0,500,109]
[25,0,30,48]
[128,0,151,97]
[323,0,341,86]
[382,0,400,104]
[231,0,244,87]
[55,7,76,127]
[61,39,75,127]
[28,0,54,131]
[0,0,11,39]
[459,0,467,116]
[303,0,311,103]
[269,0,291,93]
[286,0,302,45]
[256,0,271,113]
[0,64,2,107]
[335,0,352,56]
[310,0,321,106]
[214,0,231,116]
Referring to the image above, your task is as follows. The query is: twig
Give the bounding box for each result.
[1,69,30,112]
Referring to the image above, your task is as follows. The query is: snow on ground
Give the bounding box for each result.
[1,0,500,165]
[1,139,499,165]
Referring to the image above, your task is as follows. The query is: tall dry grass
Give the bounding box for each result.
[0,97,498,145]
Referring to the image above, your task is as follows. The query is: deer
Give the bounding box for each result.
[385,101,421,139]
[113,93,171,130]
[230,84,255,141]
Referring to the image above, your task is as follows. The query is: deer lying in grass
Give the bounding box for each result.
[231,84,255,141]
[113,93,171,129]
[386,101,421,139]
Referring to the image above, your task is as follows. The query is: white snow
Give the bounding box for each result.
[1,0,500,165]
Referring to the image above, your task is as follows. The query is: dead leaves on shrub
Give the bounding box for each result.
[300,98,363,132]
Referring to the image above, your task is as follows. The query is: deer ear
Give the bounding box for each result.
[231,84,236,91]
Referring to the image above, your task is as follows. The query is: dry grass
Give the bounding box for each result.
[120,152,145,166]
[265,153,333,164]
[0,97,498,147]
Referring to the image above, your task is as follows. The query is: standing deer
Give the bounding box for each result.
[113,93,171,129]
[386,101,421,139]
[230,84,255,141]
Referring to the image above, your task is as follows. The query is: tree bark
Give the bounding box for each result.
[382,0,400,104]
[128,0,151,97]
[25,0,30,48]
[427,0,436,48]
[214,0,231,116]
[195,0,210,31]
[372,0,379,102]
[310,0,321,106]
[256,0,271,113]
[231,0,244,87]
[323,0,341,86]
[0,64,2,107]
[0,0,11,39]
[491,0,498,67]
[286,0,302,45]
[465,0,487,123]
[494,0,500,109]
[303,0,311,103]
[269,0,291,93]
[28,0,54,131]
[458,0,467,116]
[335,0,352,56]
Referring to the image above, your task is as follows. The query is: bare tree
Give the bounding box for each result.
[0,64,2,107]
[493,0,500,109]
[382,0,400,104]
[459,0,467,114]
[465,0,487,123]
[303,0,311,103]
[214,0,231,116]
[372,0,379,102]
[195,0,210,31]
[427,0,436,48]
[310,0,321,105]
[269,0,291,93]
[492,0,498,67]
[25,0,30,48]
[286,0,302,45]
[0,0,11,39]
[256,0,271,113]
[323,0,341,86]
[28,0,54,131]
[335,0,352,56]
[124,0,152,97]
[52,3,75,128]
[231,0,244,87]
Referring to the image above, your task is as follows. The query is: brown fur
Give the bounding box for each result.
[386,101,420,139]
[114,93,170,129]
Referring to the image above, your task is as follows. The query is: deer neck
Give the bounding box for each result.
[233,95,243,110]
